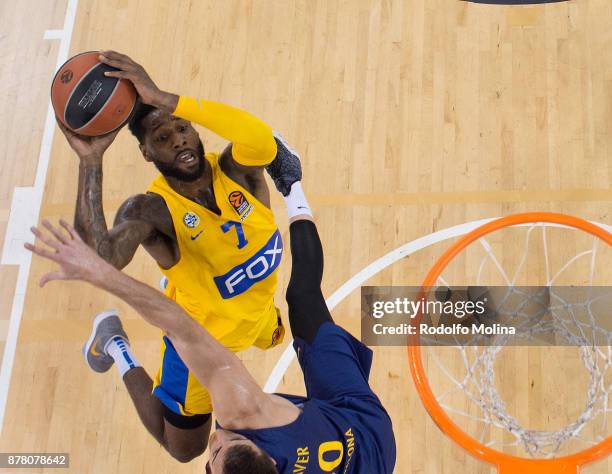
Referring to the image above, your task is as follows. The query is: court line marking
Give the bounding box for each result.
[263,217,612,392]
[43,29,64,40]
[309,189,612,206]
[0,0,79,435]
[36,188,612,216]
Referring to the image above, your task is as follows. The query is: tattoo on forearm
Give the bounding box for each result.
[96,238,114,263]
[75,163,110,252]
[74,165,157,269]
[109,226,147,269]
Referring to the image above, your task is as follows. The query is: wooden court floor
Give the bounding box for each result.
[0,0,610,472]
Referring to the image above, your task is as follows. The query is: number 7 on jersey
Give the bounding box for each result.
[221,221,248,249]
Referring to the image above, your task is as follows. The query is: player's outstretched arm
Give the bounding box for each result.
[98,50,277,169]
[24,219,277,429]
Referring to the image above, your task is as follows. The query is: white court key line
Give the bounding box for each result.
[43,30,64,40]
[263,218,612,393]
[0,0,79,435]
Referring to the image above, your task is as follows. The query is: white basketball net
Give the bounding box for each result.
[425,223,612,459]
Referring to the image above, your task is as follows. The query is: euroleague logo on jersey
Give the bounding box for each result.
[228,191,254,221]
[228,191,248,214]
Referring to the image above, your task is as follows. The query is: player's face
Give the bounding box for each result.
[140,110,206,182]
[205,429,271,474]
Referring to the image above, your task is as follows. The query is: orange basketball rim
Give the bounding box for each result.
[408,212,612,474]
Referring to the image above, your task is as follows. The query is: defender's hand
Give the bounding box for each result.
[98,51,178,111]
[25,219,112,287]
[56,118,119,164]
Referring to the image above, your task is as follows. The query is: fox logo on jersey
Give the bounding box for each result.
[214,230,283,299]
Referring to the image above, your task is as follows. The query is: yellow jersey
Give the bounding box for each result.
[147,152,283,352]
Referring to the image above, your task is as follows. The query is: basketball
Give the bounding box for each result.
[51,51,137,136]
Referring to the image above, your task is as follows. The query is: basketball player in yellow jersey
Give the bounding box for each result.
[56,50,303,463]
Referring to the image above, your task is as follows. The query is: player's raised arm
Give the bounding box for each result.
[57,120,156,269]
[98,50,277,168]
[171,96,277,168]
[24,219,271,428]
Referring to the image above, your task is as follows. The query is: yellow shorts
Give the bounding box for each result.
[152,305,285,416]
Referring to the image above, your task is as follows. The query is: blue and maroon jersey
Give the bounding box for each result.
[229,323,396,473]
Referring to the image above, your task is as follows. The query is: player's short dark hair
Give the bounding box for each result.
[128,102,157,144]
[222,444,277,474]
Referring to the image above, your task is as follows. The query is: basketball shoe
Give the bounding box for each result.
[82,310,130,373]
[266,132,302,196]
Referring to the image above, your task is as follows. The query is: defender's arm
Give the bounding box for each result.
[26,220,272,428]
[96,267,269,426]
